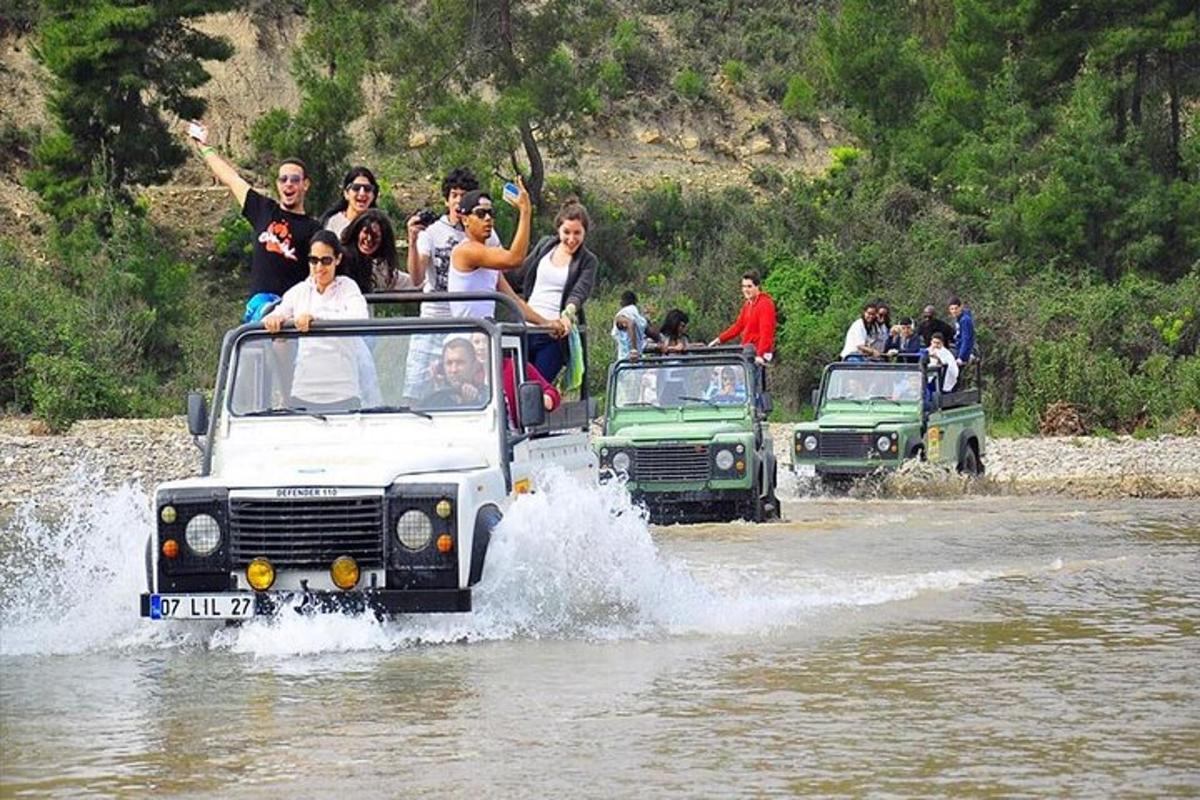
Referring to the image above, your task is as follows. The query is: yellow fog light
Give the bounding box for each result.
[160,505,177,524]
[435,499,453,519]
[246,558,275,591]
[330,556,360,591]
[735,460,746,472]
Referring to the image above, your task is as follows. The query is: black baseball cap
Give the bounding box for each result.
[457,189,492,215]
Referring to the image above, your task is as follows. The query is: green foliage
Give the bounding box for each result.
[780,75,817,120]
[29,0,234,225]
[673,67,708,102]
[721,59,749,85]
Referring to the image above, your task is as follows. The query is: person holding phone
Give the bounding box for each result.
[507,198,598,382]
[187,120,320,301]
[446,179,533,319]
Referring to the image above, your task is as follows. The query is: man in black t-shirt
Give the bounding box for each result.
[189,123,321,298]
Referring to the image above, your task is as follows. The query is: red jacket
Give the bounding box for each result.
[717,292,776,358]
[503,356,561,426]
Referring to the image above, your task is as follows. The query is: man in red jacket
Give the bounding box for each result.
[709,270,777,367]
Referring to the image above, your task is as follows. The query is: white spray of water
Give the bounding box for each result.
[1,467,1013,658]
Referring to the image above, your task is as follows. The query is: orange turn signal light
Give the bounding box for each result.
[436,534,453,553]
[161,539,179,559]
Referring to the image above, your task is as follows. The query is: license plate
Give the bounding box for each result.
[149,594,256,620]
[793,463,816,477]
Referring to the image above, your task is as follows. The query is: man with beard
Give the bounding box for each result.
[189,122,320,301]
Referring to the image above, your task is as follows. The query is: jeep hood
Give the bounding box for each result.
[214,443,489,487]
[605,421,750,442]
[813,411,918,429]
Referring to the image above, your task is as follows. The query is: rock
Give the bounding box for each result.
[680,134,701,151]
[636,129,662,145]
[407,132,429,149]
[744,136,772,156]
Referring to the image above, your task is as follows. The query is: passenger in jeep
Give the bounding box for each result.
[426,337,486,407]
[926,332,959,392]
[706,367,747,404]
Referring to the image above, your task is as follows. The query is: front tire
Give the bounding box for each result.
[957,442,982,476]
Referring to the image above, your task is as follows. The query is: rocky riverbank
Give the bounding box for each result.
[1,416,1199,508]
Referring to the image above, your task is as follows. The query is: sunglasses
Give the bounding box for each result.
[308,255,337,266]
[277,174,305,185]
[346,182,375,194]
[469,207,495,219]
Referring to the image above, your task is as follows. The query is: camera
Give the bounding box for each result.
[415,209,438,227]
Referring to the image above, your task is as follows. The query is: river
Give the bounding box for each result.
[1,473,1197,798]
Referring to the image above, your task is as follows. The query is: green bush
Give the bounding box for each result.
[781,75,817,119]
[673,68,708,102]
[722,59,749,85]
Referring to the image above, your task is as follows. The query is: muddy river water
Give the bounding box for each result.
[1,475,1197,798]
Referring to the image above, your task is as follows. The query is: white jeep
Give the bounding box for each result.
[141,292,596,620]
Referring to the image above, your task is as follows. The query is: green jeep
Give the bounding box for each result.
[595,346,781,523]
[792,357,985,487]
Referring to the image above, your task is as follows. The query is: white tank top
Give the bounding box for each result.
[448,264,500,318]
[528,250,569,320]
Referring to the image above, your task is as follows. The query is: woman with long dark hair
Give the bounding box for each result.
[508,198,599,382]
[322,166,379,237]
[340,209,412,294]
[657,308,690,353]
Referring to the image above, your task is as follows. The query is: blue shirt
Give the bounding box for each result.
[954,308,975,362]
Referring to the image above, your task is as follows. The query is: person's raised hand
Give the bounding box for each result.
[515,176,532,213]
[407,214,425,240]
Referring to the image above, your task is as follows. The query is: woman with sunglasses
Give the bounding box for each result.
[322,166,380,238]
[263,230,368,334]
[340,209,413,294]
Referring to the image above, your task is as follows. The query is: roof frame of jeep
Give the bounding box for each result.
[814,357,983,429]
[198,292,589,483]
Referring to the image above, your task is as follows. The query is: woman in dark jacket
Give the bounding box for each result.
[509,198,598,382]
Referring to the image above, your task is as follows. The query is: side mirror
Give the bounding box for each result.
[518,381,546,428]
[810,389,820,409]
[186,391,209,437]
[758,392,773,415]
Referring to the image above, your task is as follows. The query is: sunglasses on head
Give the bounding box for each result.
[346,182,375,194]
[469,207,495,219]
[277,174,304,185]
[308,255,336,266]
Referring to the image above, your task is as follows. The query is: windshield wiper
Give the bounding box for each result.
[826,395,864,403]
[358,404,432,420]
[243,407,328,421]
[678,394,719,408]
[622,401,663,409]
[867,395,902,405]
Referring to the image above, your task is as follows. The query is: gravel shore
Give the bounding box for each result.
[2,416,1198,507]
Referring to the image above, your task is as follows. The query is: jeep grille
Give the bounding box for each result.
[230,496,385,567]
[818,431,875,459]
[634,444,710,482]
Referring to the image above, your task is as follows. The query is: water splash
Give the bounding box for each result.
[1,467,1006,658]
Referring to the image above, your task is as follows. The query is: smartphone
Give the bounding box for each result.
[187,121,207,142]
[501,181,520,205]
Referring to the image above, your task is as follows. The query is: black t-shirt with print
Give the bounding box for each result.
[242,189,321,297]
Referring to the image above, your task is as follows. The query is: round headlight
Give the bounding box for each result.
[184,513,221,556]
[330,556,360,590]
[804,435,818,452]
[715,449,735,470]
[396,509,433,551]
[877,435,892,452]
[246,558,275,591]
[611,451,631,474]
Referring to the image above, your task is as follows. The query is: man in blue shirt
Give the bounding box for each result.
[948,296,975,366]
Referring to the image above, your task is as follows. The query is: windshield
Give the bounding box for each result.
[824,368,922,403]
[613,362,749,409]
[228,326,496,416]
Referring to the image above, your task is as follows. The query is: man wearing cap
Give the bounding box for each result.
[447,181,533,319]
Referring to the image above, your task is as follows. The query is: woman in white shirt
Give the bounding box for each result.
[263,230,371,407]
[508,199,599,382]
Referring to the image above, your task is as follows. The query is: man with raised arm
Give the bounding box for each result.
[189,122,321,301]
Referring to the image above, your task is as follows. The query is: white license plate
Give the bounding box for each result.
[793,463,816,477]
[149,594,255,620]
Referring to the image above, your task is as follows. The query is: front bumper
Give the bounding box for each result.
[631,487,756,522]
[140,588,472,618]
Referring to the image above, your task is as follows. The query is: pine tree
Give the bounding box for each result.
[29,0,235,225]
